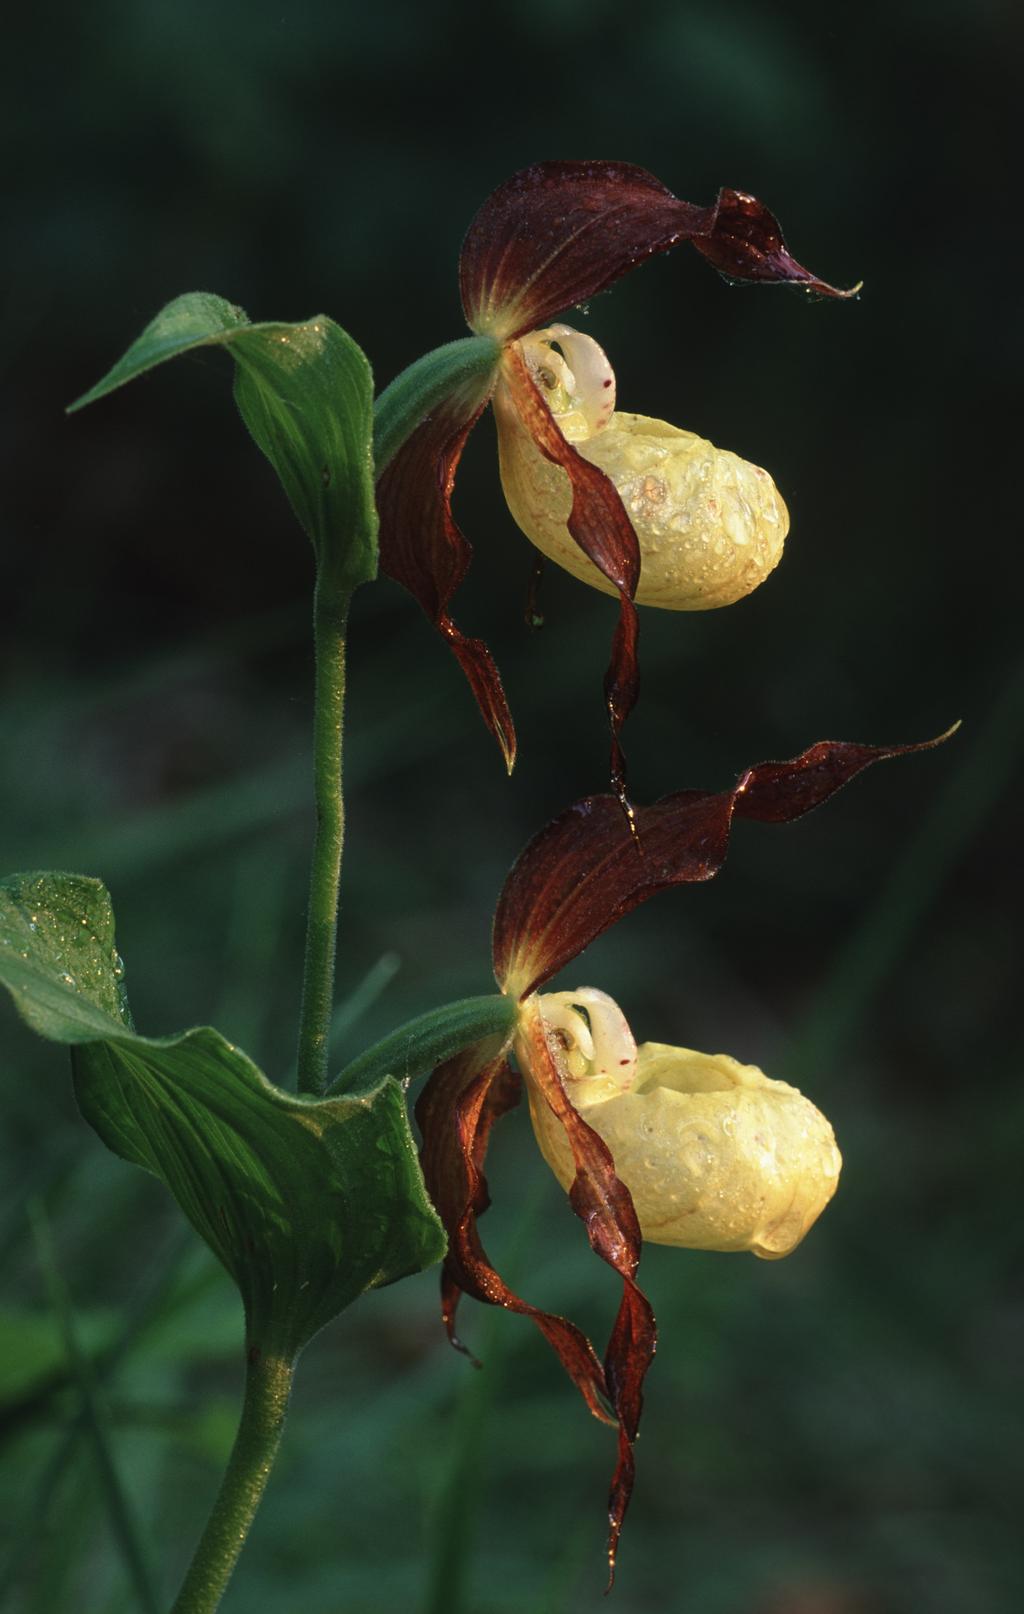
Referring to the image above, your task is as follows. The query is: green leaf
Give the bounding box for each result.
[0,873,445,1357]
[68,292,378,592]
[65,292,251,407]
[0,871,131,1041]
[231,318,377,592]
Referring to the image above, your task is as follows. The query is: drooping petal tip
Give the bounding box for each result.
[375,381,518,771]
[415,1041,617,1426]
[514,998,656,1582]
[694,188,861,300]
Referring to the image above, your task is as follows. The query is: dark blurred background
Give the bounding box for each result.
[2,2,1022,1610]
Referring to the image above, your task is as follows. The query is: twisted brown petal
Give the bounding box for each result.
[461,161,857,341]
[376,385,517,772]
[501,345,640,803]
[692,188,861,292]
[415,1042,616,1426]
[517,1003,657,1585]
[494,731,955,999]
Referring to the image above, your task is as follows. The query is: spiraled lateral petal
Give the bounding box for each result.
[414,1043,616,1427]
[460,160,857,342]
[375,384,517,772]
[494,732,955,1000]
[500,345,641,799]
[517,1002,657,1586]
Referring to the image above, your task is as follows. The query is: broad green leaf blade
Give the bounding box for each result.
[65,293,251,411]
[0,873,444,1356]
[68,293,378,591]
[72,1034,442,1353]
[0,871,130,1041]
[231,319,377,591]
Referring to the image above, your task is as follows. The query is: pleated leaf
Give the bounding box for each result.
[0,872,444,1357]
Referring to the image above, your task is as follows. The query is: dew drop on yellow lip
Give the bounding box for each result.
[495,327,789,611]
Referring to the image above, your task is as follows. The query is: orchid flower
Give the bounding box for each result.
[375,162,857,788]
[416,731,946,1581]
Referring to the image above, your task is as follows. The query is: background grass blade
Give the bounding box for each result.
[789,665,1024,1079]
[28,1198,161,1614]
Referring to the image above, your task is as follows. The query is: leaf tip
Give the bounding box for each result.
[64,390,95,416]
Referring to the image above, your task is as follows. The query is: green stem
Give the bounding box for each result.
[171,1350,294,1614]
[296,582,351,1094]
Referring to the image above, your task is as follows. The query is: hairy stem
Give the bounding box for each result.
[296,583,351,1094]
[170,1350,294,1614]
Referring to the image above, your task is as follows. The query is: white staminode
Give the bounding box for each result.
[538,987,637,1089]
[520,325,618,439]
[521,988,842,1260]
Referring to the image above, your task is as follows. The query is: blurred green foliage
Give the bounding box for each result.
[2,0,1021,1610]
